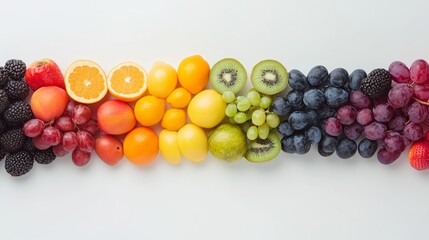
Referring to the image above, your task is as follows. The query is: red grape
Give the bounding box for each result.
[335,105,357,125]
[41,126,62,146]
[23,119,45,137]
[78,118,98,135]
[377,148,401,165]
[72,149,91,167]
[64,100,78,117]
[349,91,371,109]
[413,83,429,102]
[54,116,75,132]
[387,83,413,108]
[62,131,78,152]
[364,122,387,140]
[344,122,363,140]
[356,109,373,126]
[389,61,411,83]
[53,144,68,157]
[72,105,91,125]
[410,59,429,84]
[373,103,394,123]
[404,122,423,141]
[32,135,51,150]
[77,130,95,153]
[388,115,406,131]
[408,102,428,123]
[323,117,343,136]
[383,132,405,154]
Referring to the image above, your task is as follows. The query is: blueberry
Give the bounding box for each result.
[324,87,349,108]
[336,138,357,159]
[271,97,291,116]
[307,65,329,87]
[288,111,310,130]
[306,110,319,126]
[281,136,296,153]
[349,69,367,90]
[329,68,349,88]
[315,104,335,120]
[305,126,322,144]
[318,135,339,155]
[358,138,378,158]
[303,88,325,109]
[288,69,308,91]
[287,90,304,107]
[293,134,311,154]
[277,121,294,136]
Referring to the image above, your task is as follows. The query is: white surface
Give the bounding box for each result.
[1,0,429,239]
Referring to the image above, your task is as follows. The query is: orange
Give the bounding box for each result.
[166,87,192,108]
[107,62,147,102]
[64,60,108,104]
[161,108,186,131]
[123,127,159,166]
[147,61,177,98]
[134,95,166,126]
[177,55,210,94]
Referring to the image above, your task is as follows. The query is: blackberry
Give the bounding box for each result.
[0,148,6,160]
[34,148,56,164]
[0,67,11,88]
[360,69,391,99]
[0,128,25,152]
[5,80,29,100]
[22,137,37,153]
[3,101,33,126]
[0,89,9,114]
[0,118,5,133]
[5,150,34,177]
[4,59,26,80]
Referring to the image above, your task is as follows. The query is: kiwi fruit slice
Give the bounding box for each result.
[245,132,281,163]
[251,60,288,95]
[209,58,247,94]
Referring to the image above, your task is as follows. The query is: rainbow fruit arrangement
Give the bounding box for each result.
[1,56,429,177]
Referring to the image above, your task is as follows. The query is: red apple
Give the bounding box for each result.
[25,58,65,91]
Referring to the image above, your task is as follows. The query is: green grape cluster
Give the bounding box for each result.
[222,89,280,140]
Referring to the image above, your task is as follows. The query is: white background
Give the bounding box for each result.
[1,0,429,239]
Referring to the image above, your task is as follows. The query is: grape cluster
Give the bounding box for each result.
[222,89,280,140]
[23,100,98,166]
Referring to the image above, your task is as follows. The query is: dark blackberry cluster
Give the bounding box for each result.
[360,69,392,99]
[5,151,34,177]
[4,59,26,80]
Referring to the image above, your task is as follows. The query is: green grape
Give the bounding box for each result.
[237,98,251,112]
[225,103,237,117]
[251,109,266,126]
[259,96,272,109]
[266,113,280,128]
[222,91,236,103]
[236,96,246,102]
[234,112,247,124]
[258,123,270,140]
[247,91,261,107]
[247,126,258,140]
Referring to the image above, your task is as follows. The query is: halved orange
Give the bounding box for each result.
[107,62,147,102]
[65,60,108,104]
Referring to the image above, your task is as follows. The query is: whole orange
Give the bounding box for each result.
[177,55,210,94]
[134,96,166,126]
[123,127,159,166]
[97,100,136,135]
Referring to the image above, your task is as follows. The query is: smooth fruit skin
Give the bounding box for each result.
[124,127,159,166]
[134,96,166,126]
[30,86,69,122]
[177,55,210,94]
[188,89,226,128]
[97,100,136,135]
[95,135,123,166]
[25,58,65,91]
[208,124,246,162]
[177,124,208,163]
[147,61,178,98]
[166,87,192,108]
[159,130,181,165]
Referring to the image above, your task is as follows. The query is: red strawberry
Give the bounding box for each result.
[409,141,429,170]
[25,58,65,91]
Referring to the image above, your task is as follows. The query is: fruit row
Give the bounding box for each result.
[1,56,429,177]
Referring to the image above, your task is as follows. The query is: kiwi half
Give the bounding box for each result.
[209,58,247,94]
[251,60,288,95]
[245,132,281,163]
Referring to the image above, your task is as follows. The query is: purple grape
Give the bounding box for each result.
[410,59,429,84]
[377,148,401,165]
[344,122,363,140]
[389,61,411,83]
[373,103,394,123]
[349,91,371,109]
[383,132,405,154]
[364,122,387,140]
[388,114,406,131]
[335,105,357,125]
[404,122,423,141]
[387,83,413,108]
[356,108,374,126]
[323,117,343,137]
[407,102,428,123]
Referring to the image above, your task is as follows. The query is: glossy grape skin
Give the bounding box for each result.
[64,100,78,117]
[318,135,339,156]
[72,104,92,125]
[32,135,51,150]
[389,61,411,83]
[307,65,329,87]
[53,144,68,157]
[324,87,349,108]
[62,131,78,152]
[388,115,406,131]
[410,59,429,84]
[358,138,378,158]
[288,69,308,91]
[277,121,294,137]
[281,136,296,154]
[78,118,98,136]
[323,117,343,137]
[72,148,91,167]
[387,84,413,109]
[287,90,304,107]
[23,119,44,137]
[349,69,367,90]
[305,126,322,144]
[54,116,75,132]
[329,68,349,88]
[413,83,429,102]
[377,148,401,165]
[77,130,95,153]
[404,122,423,141]
[288,111,310,130]
[303,88,325,109]
[335,105,357,125]
[41,126,62,146]
[372,104,394,123]
[407,102,428,124]
[383,132,405,154]
[271,97,291,116]
[336,138,357,159]
[344,122,363,140]
[293,134,311,154]
[356,109,373,126]
[364,122,387,140]
[349,91,371,110]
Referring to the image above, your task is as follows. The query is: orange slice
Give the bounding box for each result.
[65,60,108,104]
[107,62,147,102]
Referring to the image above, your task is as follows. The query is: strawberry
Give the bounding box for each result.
[408,141,429,170]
